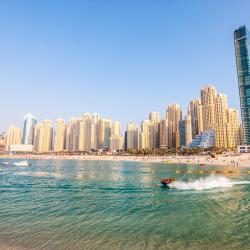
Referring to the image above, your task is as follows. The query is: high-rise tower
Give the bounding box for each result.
[22,113,37,145]
[149,112,160,148]
[166,104,182,148]
[234,25,250,144]
[54,119,66,152]
[126,122,139,149]
[201,85,217,131]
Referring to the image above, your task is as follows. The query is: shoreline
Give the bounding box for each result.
[1,153,250,168]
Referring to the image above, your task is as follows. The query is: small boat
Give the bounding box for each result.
[200,163,206,167]
[161,177,175,187]
[13,161,31,167]
[2,161,9,165]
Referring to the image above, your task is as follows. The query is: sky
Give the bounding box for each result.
[0,0,250,132]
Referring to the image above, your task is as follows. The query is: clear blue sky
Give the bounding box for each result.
[1,0,250,132]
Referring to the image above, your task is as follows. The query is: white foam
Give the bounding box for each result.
[169,175,250,191]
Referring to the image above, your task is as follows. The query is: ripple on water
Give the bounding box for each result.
[0,159,249,250]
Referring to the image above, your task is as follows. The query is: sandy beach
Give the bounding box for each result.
[1,153,250,168]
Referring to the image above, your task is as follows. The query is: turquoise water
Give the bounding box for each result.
[0,159,249,250]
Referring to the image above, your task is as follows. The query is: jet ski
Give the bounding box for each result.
[161,177,175,187]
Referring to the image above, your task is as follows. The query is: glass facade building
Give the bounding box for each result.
[178,120,186,147]
[189,130,215,149]
[234,25,250,144]
[22,113,37,145]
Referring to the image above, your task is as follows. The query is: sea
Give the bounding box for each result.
[0,159,249,250]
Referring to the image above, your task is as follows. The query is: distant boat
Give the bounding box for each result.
[199,163,206,167]
[13,161,31,167]
[2,161,9,165]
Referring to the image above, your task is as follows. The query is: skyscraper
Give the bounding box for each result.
[33,124,41,152]
[110,122,123,151]
[215,94,228,148]
[98,118,112,150]
[185,109,192,146]
[126,122,139,149]
[140,120,151,149]
[33,120,53,153]
[226,108,241,148]
[198,85,242,149]
[178,120,186,147]
[189,99,203,138]
[149,112,160,148]
[234,25,250,144]
[22,113,37,145]
[54,119,66,152]
[6,126,22,150]
[91,113,100,150]
[66,118,80,151]
[166,104,182,148]
[201,85,217,131]
[159,119,168,148]
[79,113,92,152]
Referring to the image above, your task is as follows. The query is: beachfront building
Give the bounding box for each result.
[185,109,192,146]
[22,113,37,145]
[78,119,86,152]
[33,124,40,152]
[234,25,250,145]
[91,113,100,150]
[140,120,151,149]
[54,119,66,152]
[226,109,242,148]
[33,120,53,153]
[201,85,217,131]
[0,133,6,152]
[199,85,242,149]
[52,114,121,152]
[166,104,182,148]
[79,113,93,152]
[6,126,22,151]
[110,122,123,151]
[159,119,168,148]
[149,112,160,148]
[179,111,193,148]
[98,118,112,150]
[66,118,80,152]
[215,94,228,148]
[126,122,139,149]
[189,130,215,149]
[178,120,186,147]
[189,99,203,138]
